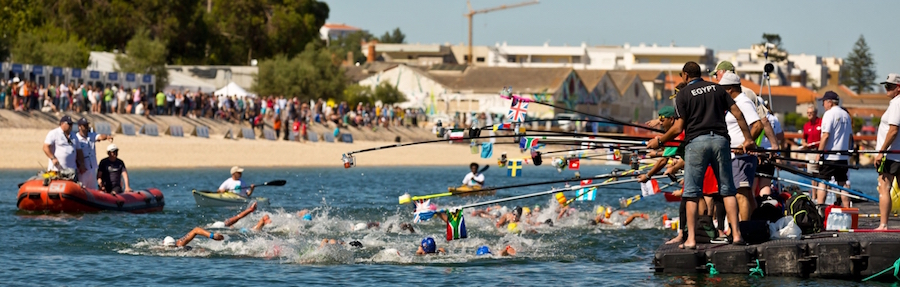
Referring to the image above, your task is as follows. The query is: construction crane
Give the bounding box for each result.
[465,0,539,64]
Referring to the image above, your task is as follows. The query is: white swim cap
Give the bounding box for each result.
[163,236,176,247]
[354,223,367,231]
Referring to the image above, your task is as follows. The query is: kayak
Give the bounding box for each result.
[447,185,496,197]
[192,190,269,207]
[17,178,164,213]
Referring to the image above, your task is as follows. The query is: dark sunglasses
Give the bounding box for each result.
[886,83,897,91]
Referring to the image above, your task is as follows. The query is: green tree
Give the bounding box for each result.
[329,30,374,65]
[254,43,346,100]
[841,35,877,94]
[379,27,406,44]
[373,82,405,105]
[851,117,865,133]
[116,29,169,90]
[10,25,89,67]
[758,33,788,63]
[343,83,374,105]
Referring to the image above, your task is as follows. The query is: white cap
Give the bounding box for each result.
[230,166,244,174]
[880,73,900,85]
[163,236,176,247]
[353,223,367,231]
[107,144,119,152]
[718,72,742,86]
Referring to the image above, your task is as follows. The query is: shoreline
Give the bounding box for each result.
[1,128,618,169]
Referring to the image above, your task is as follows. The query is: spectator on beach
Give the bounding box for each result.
[156,90,166,115]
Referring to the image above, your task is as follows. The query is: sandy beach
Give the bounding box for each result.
[0,128,535,169]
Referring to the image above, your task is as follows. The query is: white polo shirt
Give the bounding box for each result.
[462,172,485,187]
[45,127,81,171]
[878,96,900,161]
[820,106,852,161]
[725,93,760,157]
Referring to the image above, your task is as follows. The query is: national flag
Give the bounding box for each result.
[575,187,596,201]
[446,209,467,241]
[641,179,660,197]
[413,199,436,223]
[449,131,464,140]
[519,137,539,151]
[507,160,523,177]
[507,98,529,122]
[580,179,592,186]
[481,142,493,158]
[568,159,580,170]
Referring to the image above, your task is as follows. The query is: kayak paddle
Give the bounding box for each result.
[196,180,287,194]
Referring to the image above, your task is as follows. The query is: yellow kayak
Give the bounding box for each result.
[192,190,269,207]
[447,185,496,197]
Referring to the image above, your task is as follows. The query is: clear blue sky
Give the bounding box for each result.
[325,0,897,86]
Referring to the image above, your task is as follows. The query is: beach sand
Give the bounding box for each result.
[1,128,536,169]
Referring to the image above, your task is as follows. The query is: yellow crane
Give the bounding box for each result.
[465,0,539,64]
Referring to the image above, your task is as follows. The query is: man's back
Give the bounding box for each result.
[675,80,735,143]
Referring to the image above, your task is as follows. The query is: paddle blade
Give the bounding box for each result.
[264,180,287,186]
[399,193,412,205]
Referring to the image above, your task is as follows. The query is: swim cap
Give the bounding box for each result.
[605,206,613,219]
[302,214,313,221]
[354,223,367,231]
[477,245,491,256]
[522,207,531,214]
[421,237,436,253]
[555,192,567,205]
[507,222,518,232]
[163,236,176,247]
[596,206,606,215]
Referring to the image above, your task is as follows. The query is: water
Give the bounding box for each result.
[0,166,889,286]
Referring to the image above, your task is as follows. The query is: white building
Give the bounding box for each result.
[320,23,362,46]
[485,42,714,71]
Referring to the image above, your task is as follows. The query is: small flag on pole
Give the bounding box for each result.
[519,137,539,151]
[575,187,596,201]
[507,98,529,122]
[641,179,660,196]
[507,160,523,177]
[446,209,467,241]
[568,159,580,170]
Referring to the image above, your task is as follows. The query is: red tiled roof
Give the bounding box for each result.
[323,23,360,31]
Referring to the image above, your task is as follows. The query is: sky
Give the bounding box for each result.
[325,0,898,86]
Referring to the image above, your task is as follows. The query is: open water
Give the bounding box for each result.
[0,165,891,286]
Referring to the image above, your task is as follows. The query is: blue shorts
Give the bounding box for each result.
[731,155,758,188]
[683,133,737,198]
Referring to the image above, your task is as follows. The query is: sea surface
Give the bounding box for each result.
[0,165,890,286]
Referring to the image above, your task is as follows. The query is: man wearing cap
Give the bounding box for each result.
[73,117,114,190]
[816,91,852,207]
[639,106,680,183]
[43,115,85,175]
[875,73,900,230]
[711,61,780,149]
[217,166,255,197]
[648,62,756,248]
[719,72,764,222]
[97,144,133,193]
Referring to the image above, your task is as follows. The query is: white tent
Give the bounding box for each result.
[214,82,254,98]
[165,70,216,93]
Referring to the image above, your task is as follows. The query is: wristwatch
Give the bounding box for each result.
[656,137,662,147]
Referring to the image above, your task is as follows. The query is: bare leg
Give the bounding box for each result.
[736,187,756,221]
[757,178,772,196]
[877,174,893,230]
[176,227,223,247]
[683,198,698,248]
[224,202,257,227]
[839,181,850,208]
[816,182,828,205]
[723,195,743,243]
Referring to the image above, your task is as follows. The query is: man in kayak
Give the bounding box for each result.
[97,144,133,193]
[462,162,485,187]
[43,115,84,175]
[73,117,113,190]
[218,166,255,197]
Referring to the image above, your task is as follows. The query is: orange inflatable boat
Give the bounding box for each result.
[17,178,165,213]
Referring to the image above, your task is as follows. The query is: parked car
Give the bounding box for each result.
[555,113,578,131]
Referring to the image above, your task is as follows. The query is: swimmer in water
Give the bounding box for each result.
[163,202,269,248]
[591,206,648,226]
[471,205,504,219]
[476,245,517,256]
[319,238,363,249]
[415,237,446,255]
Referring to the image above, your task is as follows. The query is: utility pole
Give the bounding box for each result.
[465,0,538,64]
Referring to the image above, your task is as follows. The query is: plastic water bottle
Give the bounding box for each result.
[825,191,836,205]
[826,213,835,231]
[836,213,848,230]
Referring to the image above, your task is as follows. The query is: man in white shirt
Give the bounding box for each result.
[116,87,127,114]
[462,163,485,187]
[720,72,763,220]
[218,166,256,197]
[876,73,900,230]
[73,117,114,190]
[816,91,853,206]
[754,103,785,197]
[42,116,84,174]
